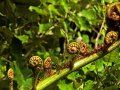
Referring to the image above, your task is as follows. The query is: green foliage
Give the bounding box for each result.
[57,47,120,90]
[83,80,96,90]
[14,61,32,90]
[67,71,80,81]
[57,80,75,90]
[16,35,29,44]
[0,0,120,90]
[0,57,6,78]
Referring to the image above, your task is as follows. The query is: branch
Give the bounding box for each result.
[36,40,120,90]
[95,16,106,49]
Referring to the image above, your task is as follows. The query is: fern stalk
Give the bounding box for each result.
[36,40,120,90]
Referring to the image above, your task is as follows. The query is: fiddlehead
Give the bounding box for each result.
[106,2,120,21]
[7,68,14,90]
[79,41,89,56]
[105,31,118,45]
[106,2,120,29]
[29,56,43,68]
[7,68,14,80]
[67,42,80,54]
[44,57,53,76]
[44,57,52,69]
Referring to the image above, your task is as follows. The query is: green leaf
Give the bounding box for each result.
[60,29,66,37]
[83,80,96,90]
[82,63,95,74]
[14,61,26,90]
[104,0,114,3]
[101,0,105,5]
[60,0,69,13]
[67,71,80,81]
[23,78,33,90]
[44,52,50,58]
[0,57,6,78]
[95,59,104,72]
[37,51,50,59]
[72,0,79,3]
[48,4,62,17]
[16,35,29,44]
[104,47,119,64]
[79,9,97,21]
[57,80,75,90]
[63,21,68,32]
[46,0,57,5]
[38,23,51,33]
[76,16,91,31]
[82,34,89,43]
[29,6,48,15]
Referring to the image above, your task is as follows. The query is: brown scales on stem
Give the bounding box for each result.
[44,57,53,76]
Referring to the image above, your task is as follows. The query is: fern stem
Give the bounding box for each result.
[9,79,13,90]
[36,40,120,90]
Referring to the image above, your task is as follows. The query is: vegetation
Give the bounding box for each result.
[0,0,120,90]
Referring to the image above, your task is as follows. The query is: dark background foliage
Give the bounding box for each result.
[0,0,120,90]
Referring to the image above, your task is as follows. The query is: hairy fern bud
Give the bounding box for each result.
[7,68,14,79]
[67,42,80,54]
[29,56,43,67]
[79,41,88,55]
[44,57,52,69]
[106,2,120,21]
[105,31,118,44]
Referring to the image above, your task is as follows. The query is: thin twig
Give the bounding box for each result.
[39,22,59,38]
[24,47,35,58]
[95,16,106,49]
[33,69,41,90]
[49,22,59,30]
[92,28,99,34]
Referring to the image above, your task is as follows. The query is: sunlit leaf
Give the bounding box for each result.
[23,78,33,90]
[60,0,69,13]
[57,80,74,90]
[82,34,89,43]
[14,61,26,90]
[29,6,48,15]
[67,71,80,81]
[95,59,104,72]
[48,4,62,17]
[82,63,95,73]
[79,9,97,21]
[83,80,96,90]
[39,23,52,33]
[76,16,91,31]
[16,35,29,44]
